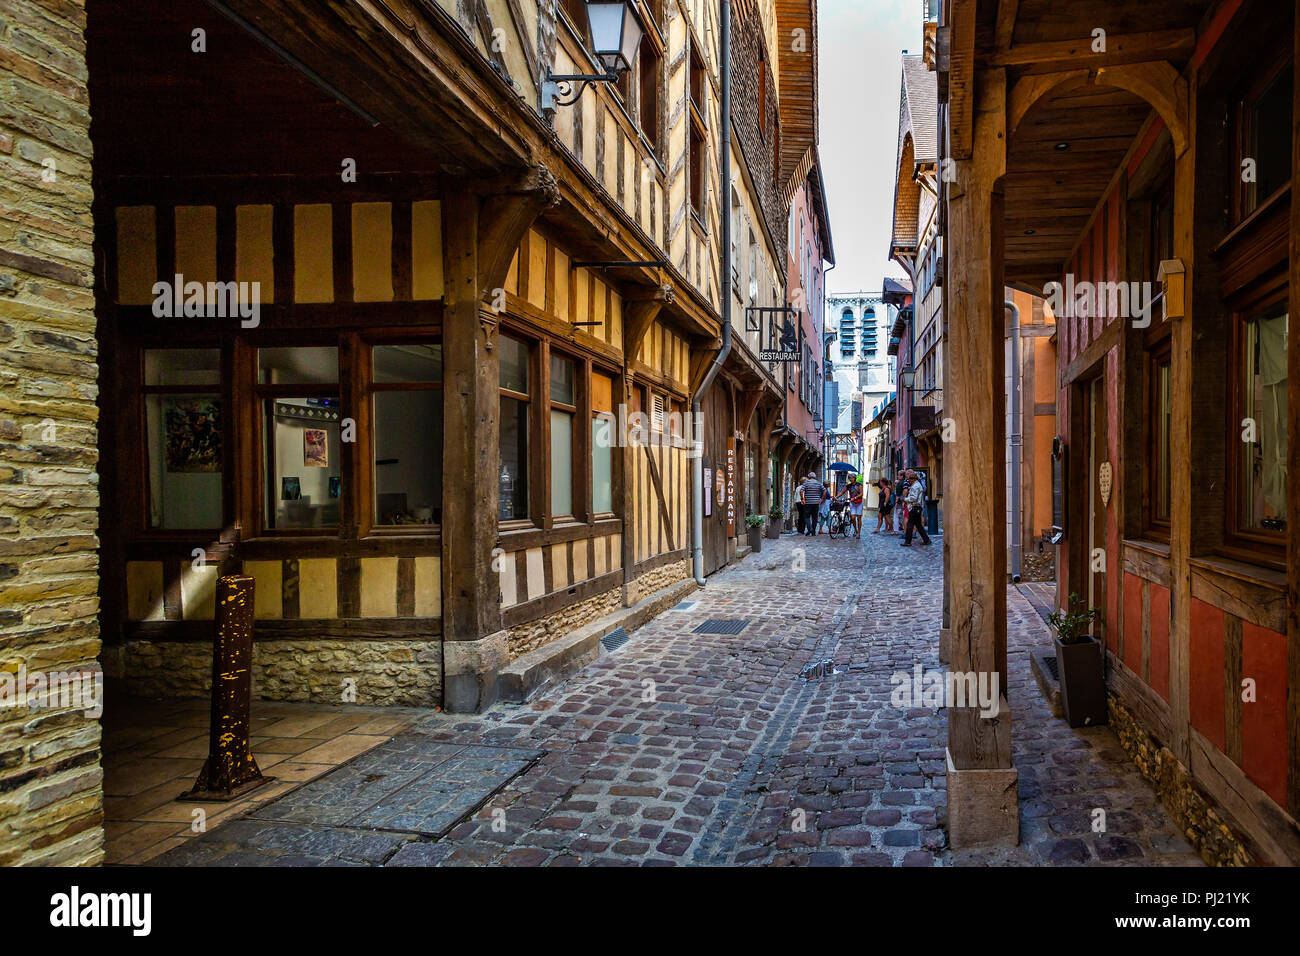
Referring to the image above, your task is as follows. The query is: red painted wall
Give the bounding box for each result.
[1148,582,1170,701]
[1241,622,1288,807]
[1189,598,1226,752]
[1122,572,1143,674]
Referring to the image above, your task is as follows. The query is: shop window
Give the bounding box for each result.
[592,371,614,514]
[638,38,661,150]
[372,343,442,527]
[258,347,341,531]
[143,348,223,530]
[499,334,531,521]
[550,353,577,518]
[1233,301,1288,541]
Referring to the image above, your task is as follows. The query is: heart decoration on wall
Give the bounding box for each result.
[1098,461,1113,508]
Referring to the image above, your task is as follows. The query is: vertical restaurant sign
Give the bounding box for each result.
[726,439,736,537]
[704,467,713,517]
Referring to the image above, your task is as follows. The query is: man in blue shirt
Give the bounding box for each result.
[798,473,826,537]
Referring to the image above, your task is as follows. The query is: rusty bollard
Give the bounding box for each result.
[179,574,273,801]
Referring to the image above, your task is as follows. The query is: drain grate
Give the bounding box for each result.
[672,601,696,611]
[693,618,749,635]
[601,627,630,652]
[800,658,838,681]
[1043,654,1059,681]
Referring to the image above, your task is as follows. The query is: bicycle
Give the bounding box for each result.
[827,500,849,539]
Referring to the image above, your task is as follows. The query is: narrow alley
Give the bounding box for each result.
[144,533,1199,867]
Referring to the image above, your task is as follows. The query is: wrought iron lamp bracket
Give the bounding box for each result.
[543,71,618,111]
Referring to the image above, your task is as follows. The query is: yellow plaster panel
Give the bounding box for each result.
[412,200,444,300]
[414,556,440,618]
[505,250,519,297]
[572,538,588,584]
[236,205,275,304]
[242,560,283,619]
[609,533,623,570]
[352,202,394,302]
[115,206,156,306]
[574,268,589,324]
[360,556,398,618]
[610,293,623,351]
[525,547,545,602]
[592,276,606,340]
[294,204,333,303]
[174,206,217,287]
[298,558,338,619]
[125,561,164,622]
[593,536,608,576]
[180,564,217,621]
[526,230,547,309]
[500,551,518,607]
[550,544,569,591]
[555,250,570,322]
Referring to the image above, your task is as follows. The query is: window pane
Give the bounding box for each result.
[499,335,530,394]
[374,391,442,525]
[258,347,338,385]
[264,398,341,529]
[374,343,441,383]
[550,354,576,405]
[145,394,222,529]
[1250,63,1293,208]
[592,416,613,513]
[550,409,573,516]
[1156,361,1171,522]
[1241,306,1288,532]
[145,349,220,387]
[499,396,529,520]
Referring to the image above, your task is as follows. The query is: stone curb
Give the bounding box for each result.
[498,577,700,702]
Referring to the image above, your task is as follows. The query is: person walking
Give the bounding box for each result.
[847,475,865,538]
[901,468,931,546]
[872,478,892,534]
[798,472,826,537]
[893,473,909,536]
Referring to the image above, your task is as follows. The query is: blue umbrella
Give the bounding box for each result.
[828,462,857,472]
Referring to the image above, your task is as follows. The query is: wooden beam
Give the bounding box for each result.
[948,0,976,160]
[478,165,560,296]
[623,299,663,368]
[1007,70,1088,139]
[994,0,1018,52]
[1094,61,1190,157]
[642,444,676,551]
[990,29,1196,70]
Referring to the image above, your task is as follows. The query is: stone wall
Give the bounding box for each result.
[106,639,442,708]
[626,557,691,606]
[0,0,103,867]
[1108,697,1254,867]
[507,585,622,661]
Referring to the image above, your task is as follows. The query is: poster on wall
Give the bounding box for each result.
[304,428,329,467]
[725,439,736,537]
[704,468,712,517]
[714,469,725,512]
[163,398,221,473]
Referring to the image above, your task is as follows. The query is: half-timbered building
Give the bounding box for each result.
[938,0,1299,864]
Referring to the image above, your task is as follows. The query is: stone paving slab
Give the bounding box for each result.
[152,530,1201,867]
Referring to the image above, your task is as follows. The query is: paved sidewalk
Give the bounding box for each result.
[154,531,1201,867]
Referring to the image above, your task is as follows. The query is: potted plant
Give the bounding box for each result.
[744,514,765,552]
[1046,593,1106,728]
[766,504,784,539]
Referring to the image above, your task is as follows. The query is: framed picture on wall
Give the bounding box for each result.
[304,428,328,467]
[163,397,221,473]
[281,476,301,501]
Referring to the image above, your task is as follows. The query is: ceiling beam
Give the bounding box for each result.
[989,29,1195,70]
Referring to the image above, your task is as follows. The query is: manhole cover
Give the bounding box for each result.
[1043,654,1059,681]
[693,618,749,635]
[601,627,630,652]
[800,658,838,680]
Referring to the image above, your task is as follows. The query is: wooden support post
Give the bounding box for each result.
[180,575,271,801]
[944,67,1017,848]
[1287,0,1300,821]
[1167,70,1197,767]
[440,167,557,712]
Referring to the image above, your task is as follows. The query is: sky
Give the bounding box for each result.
[817,0,917,295]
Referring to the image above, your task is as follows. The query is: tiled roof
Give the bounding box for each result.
[898,56,938,166]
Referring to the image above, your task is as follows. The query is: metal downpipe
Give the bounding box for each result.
[1007,299,1023,583]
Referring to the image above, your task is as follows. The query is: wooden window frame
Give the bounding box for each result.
[1141,336,1172,541]
[1233,53,1294,224]
[1222,287,1289,567]
[361,334,444,538]
[497,329,536,529]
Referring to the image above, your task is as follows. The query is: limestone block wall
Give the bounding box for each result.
[0,0,104,866]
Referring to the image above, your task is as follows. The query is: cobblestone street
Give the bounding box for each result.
[156,531,1201,867]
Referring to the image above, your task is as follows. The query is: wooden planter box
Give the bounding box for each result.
[1055,635,1107,728]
